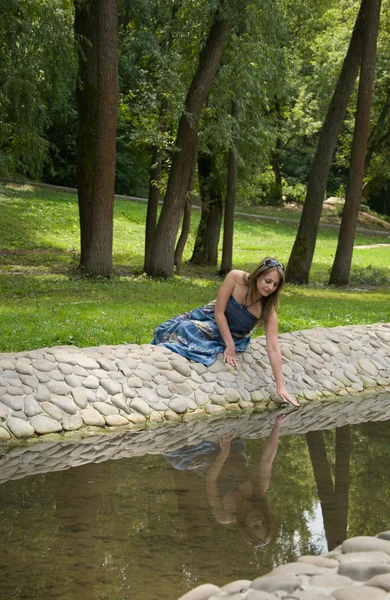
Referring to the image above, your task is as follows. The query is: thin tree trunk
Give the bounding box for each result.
[329,0,381,285]
[285,0,368,284]
[191,154,223,266]
[146,5,232,278]
[306,429,350,551]
[174,150,197,271]
[144,145,162,273]
[220,100,239,276]
[74,0,97,269]
[84,0,119,277]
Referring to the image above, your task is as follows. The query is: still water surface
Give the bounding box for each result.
[1,416,390,600]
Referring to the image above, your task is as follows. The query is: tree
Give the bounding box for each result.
[191,152,224,266]
[146,2,234,278]
[74,0,119,276]
[220,100,239,275]
[0,0,75,178]
[285,0,368,284]
[329,0,382,285]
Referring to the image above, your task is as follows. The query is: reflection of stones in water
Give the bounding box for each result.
[1,392,390,485]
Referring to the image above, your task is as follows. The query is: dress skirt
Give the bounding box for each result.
[151,296,258,366]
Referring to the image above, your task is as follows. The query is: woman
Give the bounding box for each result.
[152,257,298,407]
[165,414,289,547]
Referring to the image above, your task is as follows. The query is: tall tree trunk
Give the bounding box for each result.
[174,150,197,272]
[144,145,163,273]
[146,5,232,278]
[285,0,368,284]
[329,0,381,285]
[74,0,97,268]
[83,0,118,277]
[220,100,239,276]
[306,427,350,551]
[191,154,223,266]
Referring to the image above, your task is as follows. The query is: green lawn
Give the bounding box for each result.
[0,182,389,353]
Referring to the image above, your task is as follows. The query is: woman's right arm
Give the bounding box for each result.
[214,270,243,367]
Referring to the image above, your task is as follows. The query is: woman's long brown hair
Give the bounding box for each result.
[245,257,285,325]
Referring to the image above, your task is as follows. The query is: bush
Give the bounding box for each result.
[282,182,307,204]
[350,265,390,286]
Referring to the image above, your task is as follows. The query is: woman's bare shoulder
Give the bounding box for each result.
[228,269,249,286]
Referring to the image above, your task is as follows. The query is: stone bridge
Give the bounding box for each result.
[0,322,389,444]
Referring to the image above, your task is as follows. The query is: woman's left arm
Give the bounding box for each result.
[264,311,299,407]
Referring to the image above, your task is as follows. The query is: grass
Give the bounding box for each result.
[0,182,389,353]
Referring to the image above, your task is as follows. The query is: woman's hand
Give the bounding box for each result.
[276,385,300,408]
[219,436,233,457]
[223,344,237,367]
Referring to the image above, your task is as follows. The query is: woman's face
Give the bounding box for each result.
[243,511,270,544]
[256,268,281,298]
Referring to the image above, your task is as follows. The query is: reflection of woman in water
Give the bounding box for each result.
[165,414,287,546]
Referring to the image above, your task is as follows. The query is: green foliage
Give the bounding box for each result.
[0,184,389,352]
[349,264,390,286]
[0,0,76,178]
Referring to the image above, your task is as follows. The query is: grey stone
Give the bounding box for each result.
[32,359,56,372]
[126,376,142,388]
[365,573,390,591]
[1,394,23,411]
[96,357,117,371]
[342,536,390,555]
[251,575,301,594]
[220,580,251,593]
[194,390,209,406]
[100,379,122,395]
[0,360,15,370]
[169,397,189,413]
[41,401,63,421]
[51,350,77,365]
[65,374,83,388]
[105,414,129,427]
[62,415,83,431]
[0,426,11,440]
[140,363,160,377]
[81,375,100,389]
[24,395,43,417]
[160,369,185,383]
[31,415,63,435]
[297,555,339,568]
[94,402,119,416]
[79,407,106,426]
[338,561,390,581]
[15,361,33,375]
[20,374,39,389]
[138,388,160,404]
[71,387,88,408]
[130,398,152,416]
[0,402,9,419]
[57,363,73,375]
[156,385,173,399]
[47,380,70,396]
[169,382,193,396]
[7,417,35,438]
[50,396,78,415]
[333,587,387,600]
[111,393,130,413]
[76,355,100,369]
[171,360,192,377]
[134,368,153,382]
[309,573,352,587]
[176,583,221,600]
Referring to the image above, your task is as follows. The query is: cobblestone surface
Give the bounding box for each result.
[175,533,390,600]
[0,323,389,444]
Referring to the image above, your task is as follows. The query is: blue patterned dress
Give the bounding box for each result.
[151,295,258,366]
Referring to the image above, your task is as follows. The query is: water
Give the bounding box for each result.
[1,401,390,600]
